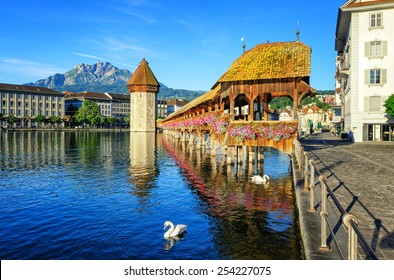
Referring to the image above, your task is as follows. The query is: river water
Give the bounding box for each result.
[0,130,303,259]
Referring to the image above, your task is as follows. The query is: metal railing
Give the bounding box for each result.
[293,139,379,260]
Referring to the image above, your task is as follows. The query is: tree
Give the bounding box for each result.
[106,116,115,128]
[384,94,394,119]
[75,99,102,127]
[49,116,61,128]
[23,115,31,128]
[62,115,73,128]
[36,114,46,128]
[7,114,16,127]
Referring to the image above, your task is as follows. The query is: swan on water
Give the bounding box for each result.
[163,221,187,238]
[251,174,270,184]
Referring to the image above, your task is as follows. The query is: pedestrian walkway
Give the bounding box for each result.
[293,132,394,260]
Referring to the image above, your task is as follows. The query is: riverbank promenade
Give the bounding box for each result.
[293,132,394,260]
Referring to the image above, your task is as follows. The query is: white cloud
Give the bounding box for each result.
[72,52,108,61]
[0,58,67,78]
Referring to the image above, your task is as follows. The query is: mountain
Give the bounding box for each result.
[24,61,204,100]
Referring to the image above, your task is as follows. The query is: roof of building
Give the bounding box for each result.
[217,41,311,83]
[166,98,190,106]
[127,58,160,87]
[107,93,130,101]
[0,82,63,95]
[343,0,394,9]
[65,91,112,100]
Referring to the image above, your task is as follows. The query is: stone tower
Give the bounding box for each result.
[127,58,160,132]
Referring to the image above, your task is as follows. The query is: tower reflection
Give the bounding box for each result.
[128,132,158,199]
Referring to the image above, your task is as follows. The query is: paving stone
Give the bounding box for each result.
[294,132,394,260]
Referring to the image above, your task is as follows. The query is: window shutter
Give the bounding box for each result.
[364,97,370,112]
[383,41,387,56]
[382,69,387,84]
[365,70,370,85]
[365,42,370,57]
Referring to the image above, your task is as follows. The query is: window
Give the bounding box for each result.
[365,41,387,58]
[365,96,382,112]
[370,69,380,84]
[365,69,387,85]
[370,13,382,28]
[2,100,6,106]
[370,41,382,57]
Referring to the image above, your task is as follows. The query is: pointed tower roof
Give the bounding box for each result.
[127,58,160,93]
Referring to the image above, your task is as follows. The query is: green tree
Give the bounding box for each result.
[62,115,73,128]
[49,116,61,128]
[36,114,46,128]
[23,115,31,128]
[384,94,394,119]
[7,114,17,127]
[75,100,102,127]
[106,116,115,127]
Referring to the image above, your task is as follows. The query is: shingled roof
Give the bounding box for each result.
[127,58,160,87]
[217,41,311,83]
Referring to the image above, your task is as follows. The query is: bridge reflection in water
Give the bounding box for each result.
[0,131,303,259]
[160,133,303,259]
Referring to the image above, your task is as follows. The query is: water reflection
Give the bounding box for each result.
[161,135,302,259]
[128,132,158,198]
[0,131,302,259]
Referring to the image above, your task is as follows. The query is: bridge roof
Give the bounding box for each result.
[165,84,221,120]
[217,41,311,83]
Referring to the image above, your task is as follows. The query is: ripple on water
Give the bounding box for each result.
[0,131,302,260]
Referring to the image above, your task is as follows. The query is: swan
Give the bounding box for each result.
[163,221,187,238]
[251,174,270,184]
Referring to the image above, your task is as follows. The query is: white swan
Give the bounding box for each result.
[251,174,270,184]
[163,221,187,238]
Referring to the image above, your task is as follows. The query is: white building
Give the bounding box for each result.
[335,0,394,142]
[0,83,64,128]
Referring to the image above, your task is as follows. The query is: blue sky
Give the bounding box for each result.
[0,0,343,91]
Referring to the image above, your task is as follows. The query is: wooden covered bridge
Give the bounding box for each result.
[158,40,315,160]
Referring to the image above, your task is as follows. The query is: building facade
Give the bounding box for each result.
[157,99,168,119]
[335,0,394,142]
[0,83,64,127]
[65,91,112,117]
[107,93,130,118]
[166,98,189,115]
